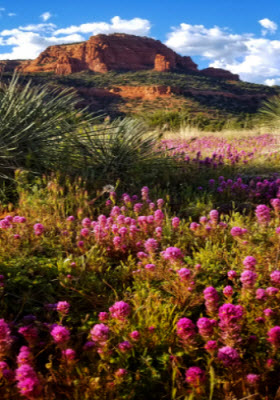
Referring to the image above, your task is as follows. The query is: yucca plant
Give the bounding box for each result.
[258,95,280,130]
[0,72,93,178]
[73,118,169,182]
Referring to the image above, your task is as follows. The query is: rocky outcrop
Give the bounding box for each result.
[77,85,180,101]
[154,54,172,72]
[201,67,239,81]
[0,60,29,73]
[19,33,199,75]
[109,85,180,100]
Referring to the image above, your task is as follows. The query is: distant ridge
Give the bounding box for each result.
[1,33,239,80]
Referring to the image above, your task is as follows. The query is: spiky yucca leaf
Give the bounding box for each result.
[0,73,93,178]
[73,118,168,180]
[258,95,280,130]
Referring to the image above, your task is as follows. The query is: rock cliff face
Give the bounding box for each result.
[201,67,239,81]
[19,33,199,75]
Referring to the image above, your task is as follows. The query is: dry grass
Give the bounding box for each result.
[161,124,279,140]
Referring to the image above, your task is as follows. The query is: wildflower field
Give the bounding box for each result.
[2,131,280,399]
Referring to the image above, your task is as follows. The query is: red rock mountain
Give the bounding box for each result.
[14,33,238,80]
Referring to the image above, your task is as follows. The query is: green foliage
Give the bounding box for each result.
[9,70,280,130]
[0,73,92,178]
[258,94,280,129]
[72,118,169,183]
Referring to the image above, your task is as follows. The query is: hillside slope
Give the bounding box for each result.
[0,33,279,130]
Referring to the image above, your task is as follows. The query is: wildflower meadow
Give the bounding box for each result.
[1,131,280,399]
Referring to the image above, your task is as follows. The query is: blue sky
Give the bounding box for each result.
[1,0,280,84]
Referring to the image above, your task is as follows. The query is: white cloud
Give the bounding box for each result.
[0,16,151,60]
[264,78,280,86]
[165,22,280,84]
[0,32,84,60]
[259,18,278,36]
[8,13,16,17]
[54,16,151,36]
[40,12,52,22]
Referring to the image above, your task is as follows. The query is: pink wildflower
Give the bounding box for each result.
[243,256,257,270]
[176,318,196,341]
[118,341,132,352]
[267,326,280,348]
[185,367,206,387]
[109,301,130,320]
[33,223,44,236]
[56,301,70,315]
[255,205,270,224]
[50,325,70,344]
[177,268,191,281]
[218,346,239,366]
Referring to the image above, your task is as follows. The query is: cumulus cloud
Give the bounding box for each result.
[259,18,278,35]
[0,31,84,60]
[165,22,280,84]
[0,23,84,60]
[40,12,52,22]
[0,16,152,60]
[54,16,151,36]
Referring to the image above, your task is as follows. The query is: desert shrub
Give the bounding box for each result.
[0,73,93,178]
[71,118,171,184]
[258,95,280,130]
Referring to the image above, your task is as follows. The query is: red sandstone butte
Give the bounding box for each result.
[18,33,199,75]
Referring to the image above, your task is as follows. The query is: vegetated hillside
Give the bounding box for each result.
[8,69,278,131]
[1,33,278,130]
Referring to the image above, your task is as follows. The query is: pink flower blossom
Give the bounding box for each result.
[130,331,140,340]
[145,264,155,271]
[176,318,196,341]
[98,312,109,322]
[118,341,132,352]
[256,288,267,300]
[80,228,90,237]
[172,217,180,229]
[144,238,158,253]
[223,286,233,297]
[90,323,109,344]
[115,368,128,377]
[243,256,257,270]
[246,374,260,385]
[255,205,271,224]
[33,223,44,236]
[185,367,206,387]
[228,270,237,279]
[177,268,191,281]
[270,271,280,285]
[162,247,183,263]
[264,309,274,318]
[266,287,279,296]
[218,346,239,366]
[240,270,257,288]
[109,301,130,320]
[267,326,280,348]
[203,286,219,314]
[190,222,200,231]
[204,340,217,353]
[56,301,70,315]
[197,317,214,338]
[62,348,76,361]
[82,218,91,228]
[50,325,70,344]
[17,346,33,366]
[230,227,246,237]
[209,209,219,223]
